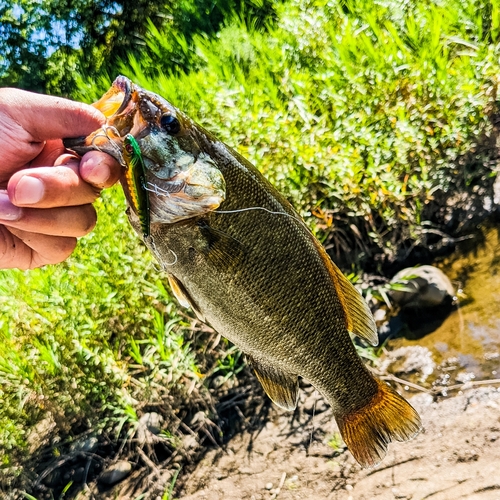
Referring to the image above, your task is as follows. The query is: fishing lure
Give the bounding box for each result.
[122,134,150,238]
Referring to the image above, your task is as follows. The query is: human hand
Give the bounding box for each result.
[0,88,122,269]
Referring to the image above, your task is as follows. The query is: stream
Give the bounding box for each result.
[387,224,500,388]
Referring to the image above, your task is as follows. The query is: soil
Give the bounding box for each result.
[178,385,500,500]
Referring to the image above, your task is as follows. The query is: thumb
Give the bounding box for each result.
[0,88,104,142]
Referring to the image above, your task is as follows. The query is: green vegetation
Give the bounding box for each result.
[0,0,278,94]
[1,0,500,496]
[0,189,226,496]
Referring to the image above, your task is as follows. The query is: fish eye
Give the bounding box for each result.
[160,114,181,135]
[125,143,133,154]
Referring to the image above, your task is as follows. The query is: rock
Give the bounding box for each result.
[99,460,132,485]
[69,435,99,453]
[388,265,454,309]
[183,434,199,450]
[380,346,435,382]
[493,171,500,205]
[136,412,164,444]
[28,415,56,454]
[190,411,206,426]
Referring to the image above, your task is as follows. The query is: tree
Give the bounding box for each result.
[0,0,279,96]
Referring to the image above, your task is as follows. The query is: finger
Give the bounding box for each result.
[79,151,123,188]
[0,225,76,270]
[0,198,97,237]
[0,88,105,142]
[8,163,100,208]
[28,139,66,168]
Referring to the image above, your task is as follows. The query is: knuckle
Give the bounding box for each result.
[0,226,18,267]
[30,237,77,269]
[49,237,77,265]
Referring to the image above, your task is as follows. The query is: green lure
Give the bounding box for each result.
[122,134,150,238]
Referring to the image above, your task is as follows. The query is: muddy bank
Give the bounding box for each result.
[179,386,500,500]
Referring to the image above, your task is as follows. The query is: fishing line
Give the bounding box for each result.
[214,207,296,218]
[145,181,311,233]
[145,182,170,197]
[213,206,312,232]
[144,181,186,197]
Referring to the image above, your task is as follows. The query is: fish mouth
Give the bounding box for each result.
[64,76,227,223]
[63,76,150,160]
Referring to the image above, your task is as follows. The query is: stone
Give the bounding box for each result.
[69,435,99,453]
[380,346,435,382]
[99,460,132,485]
[388,265,454,309]
[28,415,56,454]
[136,412,164,444]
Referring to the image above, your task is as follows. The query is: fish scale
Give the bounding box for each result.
[65,76,422,468]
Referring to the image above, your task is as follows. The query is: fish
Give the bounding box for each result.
[122,134,150,238]
[64,76,422,467]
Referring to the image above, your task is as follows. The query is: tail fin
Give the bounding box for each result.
[337,379,422,468]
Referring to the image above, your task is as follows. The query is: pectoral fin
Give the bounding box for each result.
[197,220,246,270]
[167,274,205,322]
[247,357,299,411]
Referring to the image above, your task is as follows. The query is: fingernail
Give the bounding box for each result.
[15,176,45,204]
[83,156,110,185]
[0,192,22,221]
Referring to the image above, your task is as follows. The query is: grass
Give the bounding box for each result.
[0,189,206,493]
[2,0,500,496]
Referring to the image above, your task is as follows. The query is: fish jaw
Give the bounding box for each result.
[64,76,141,159]
[146,153,226,224]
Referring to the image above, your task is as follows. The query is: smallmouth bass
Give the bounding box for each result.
[65,76,421,467]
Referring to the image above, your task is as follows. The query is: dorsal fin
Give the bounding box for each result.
[167,274,205,322]
[312,239,378,346]
[329,262,378,346]
[247,357,299,411]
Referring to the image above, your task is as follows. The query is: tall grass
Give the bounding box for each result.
[0,190,201,487]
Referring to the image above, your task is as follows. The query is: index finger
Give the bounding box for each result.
[0,88,104,142]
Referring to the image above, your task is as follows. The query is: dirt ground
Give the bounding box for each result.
[178,385,500,500]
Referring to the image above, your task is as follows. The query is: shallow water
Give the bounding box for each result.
[389,225,500,385]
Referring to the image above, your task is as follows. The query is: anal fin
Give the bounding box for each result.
[247,357,299,411]
[167,274,205,322]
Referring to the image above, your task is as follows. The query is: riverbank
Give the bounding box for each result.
[179,386,500,500]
